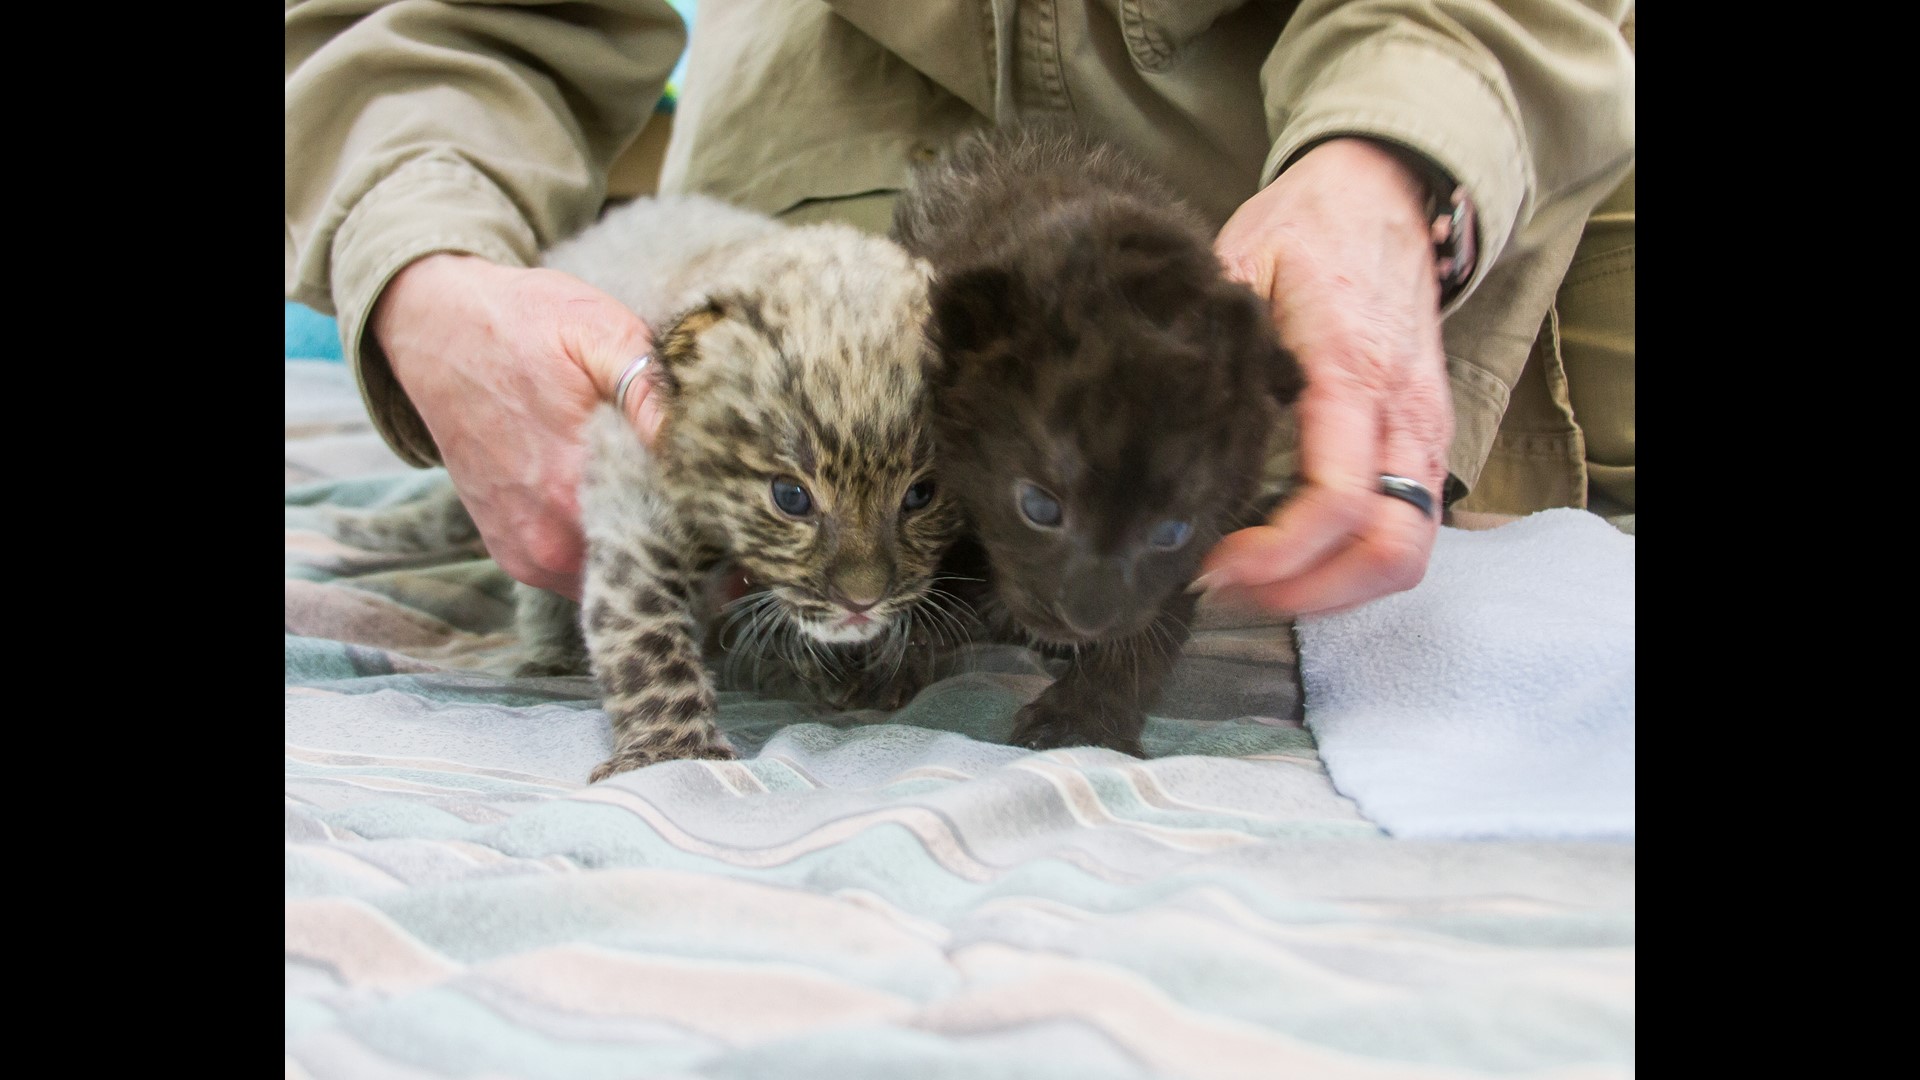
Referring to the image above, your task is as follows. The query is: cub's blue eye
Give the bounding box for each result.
[902,480,935,512]
[771,478,814,517]
[1149,519,1192,550]
[1016,482,1063,528]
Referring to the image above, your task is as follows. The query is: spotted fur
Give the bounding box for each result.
[317,481,481,555]
[894,125,1305,757]
[547,197,964,778]
[331,195,964,781]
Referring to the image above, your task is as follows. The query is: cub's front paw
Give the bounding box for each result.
[1009,699,1147,758]
[588,735,738,782]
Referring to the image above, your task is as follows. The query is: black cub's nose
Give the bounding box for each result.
[1058,564,1126,638]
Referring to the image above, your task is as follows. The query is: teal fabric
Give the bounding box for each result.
[284,466,1636,1079]
[286,301,344,362]
[667,0,696,100]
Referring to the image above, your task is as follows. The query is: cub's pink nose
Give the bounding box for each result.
[829,590,880,615]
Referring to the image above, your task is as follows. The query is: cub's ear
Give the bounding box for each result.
[1104,221,1214,327]
[652,298,727,395]
[1207,284,1305,406]
[928,265,1019,367]
[1267,339,1307,406]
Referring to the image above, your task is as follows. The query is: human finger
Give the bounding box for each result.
[1201,390,1445,615]
[619,360,669,445]
[1215,496,1433,615]
[1197,370,1381,591]
[1208,388,1445,616]
[565,299,661,442]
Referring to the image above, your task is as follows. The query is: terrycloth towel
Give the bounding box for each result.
[1295,508,1634,840]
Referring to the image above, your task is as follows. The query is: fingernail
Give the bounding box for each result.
[1194,586,1277,621]
[1185,570,1224,595]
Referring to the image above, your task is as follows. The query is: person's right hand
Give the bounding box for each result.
[370,253,667,600]
[1201,137,1453,617]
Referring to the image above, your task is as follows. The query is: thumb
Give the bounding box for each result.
[623,360,667,446]
[573,301,663,446]
[599,344,664,444]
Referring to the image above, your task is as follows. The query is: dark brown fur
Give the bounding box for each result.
[894,124,1304,756]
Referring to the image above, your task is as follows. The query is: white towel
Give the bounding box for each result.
[1295,508,1634,840]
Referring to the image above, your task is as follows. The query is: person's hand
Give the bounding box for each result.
[371,253,667,600]
[1201,137,1453,616]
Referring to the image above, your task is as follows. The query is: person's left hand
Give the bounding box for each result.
[1202,137,1454,616]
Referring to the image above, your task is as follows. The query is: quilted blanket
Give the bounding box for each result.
[284,360,1634,1078]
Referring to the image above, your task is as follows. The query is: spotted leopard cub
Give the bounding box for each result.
[322,196,962,780]
[540,196,962,780]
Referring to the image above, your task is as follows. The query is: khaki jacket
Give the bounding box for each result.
[285,0,1634,508]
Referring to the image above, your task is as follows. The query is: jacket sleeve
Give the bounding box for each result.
[284,0,687,465]
[1258,0,1635,309]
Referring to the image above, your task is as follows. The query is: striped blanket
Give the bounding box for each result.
[285,360,1634,1078]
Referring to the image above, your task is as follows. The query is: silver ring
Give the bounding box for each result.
[1378,474,1437,519]
[614,353,653,412]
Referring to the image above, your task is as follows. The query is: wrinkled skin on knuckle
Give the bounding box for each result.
[514,267,579,312]
[1398,393,1454,452]
[1213,248,1271,295]
[1395,388,1456,484]
[1302,350,1383,401]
